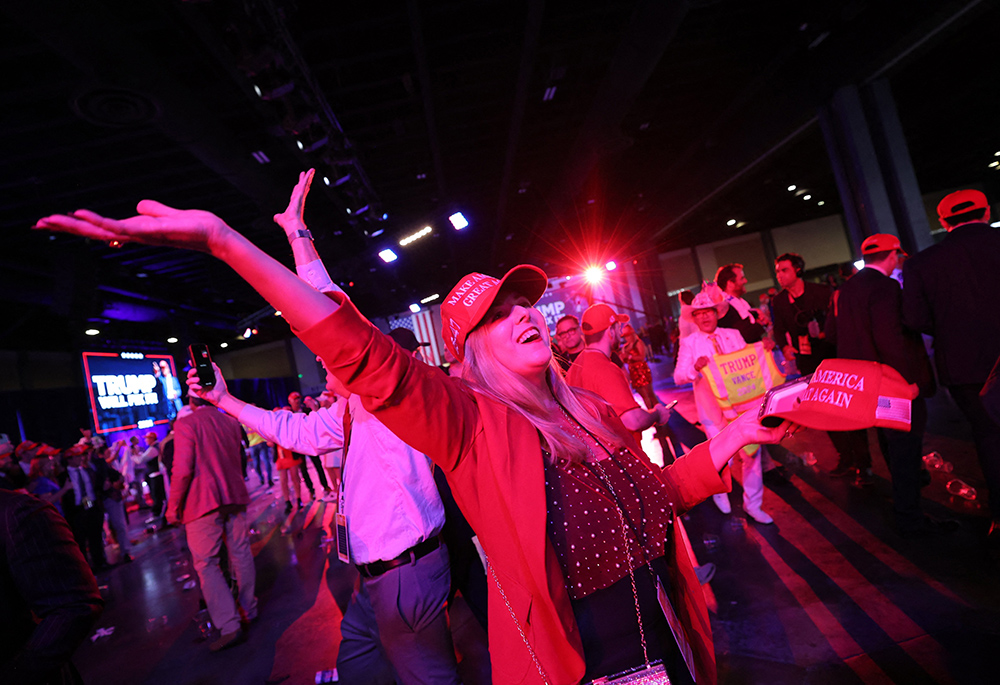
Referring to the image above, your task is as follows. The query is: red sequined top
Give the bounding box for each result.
[543,447,674,600]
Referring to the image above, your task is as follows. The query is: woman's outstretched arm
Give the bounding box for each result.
[35,199,339,332]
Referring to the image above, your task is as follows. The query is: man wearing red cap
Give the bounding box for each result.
[827,234,945,536]
[902,190,1000,541]
[566,303,673,438]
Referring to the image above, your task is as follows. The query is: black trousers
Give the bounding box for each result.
[67,505,107,568]
[948,383,1000,521]
[877,397,927,531]
[298,454,330,494]
[828,429,872,471]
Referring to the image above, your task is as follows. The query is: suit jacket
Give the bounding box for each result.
[167,405,248,524]
[297,293,728,685]
[0,490,103,685]
[901,222,1000,386]
[827,267,935,397]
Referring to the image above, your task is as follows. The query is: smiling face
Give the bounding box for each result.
[478,290,552,381]
[729,267,748,297]
[692,307,719,334]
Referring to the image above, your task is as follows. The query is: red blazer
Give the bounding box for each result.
[167,405,248,524]
[298,294,729,684]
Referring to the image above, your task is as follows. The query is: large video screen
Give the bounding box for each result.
[81,352,183,434]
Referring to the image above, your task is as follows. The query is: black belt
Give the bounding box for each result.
[356,535,441,579]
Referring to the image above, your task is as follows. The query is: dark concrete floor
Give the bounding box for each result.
[72,356,1000,684]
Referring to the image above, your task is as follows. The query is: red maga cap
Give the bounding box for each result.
[440,265,548,361]
[937,189,989,222]
[580,303,629,334]
[861,233,906,257]
[760,359,918,432]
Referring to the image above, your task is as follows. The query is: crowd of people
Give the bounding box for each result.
[3,170,999,685]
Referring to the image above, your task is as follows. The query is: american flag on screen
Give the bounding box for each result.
[389,306,444,366]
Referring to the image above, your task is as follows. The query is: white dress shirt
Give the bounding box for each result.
[238,399,445,564]
[68,466,96,505]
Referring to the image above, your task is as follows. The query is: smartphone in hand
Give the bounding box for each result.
[187,344,215,389]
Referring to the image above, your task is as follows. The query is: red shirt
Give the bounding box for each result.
[566,350,640,418]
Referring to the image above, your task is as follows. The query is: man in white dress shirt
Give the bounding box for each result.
[184,169,460,684]
[673,291,773,524]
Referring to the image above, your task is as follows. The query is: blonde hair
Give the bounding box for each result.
[463,327,623,463]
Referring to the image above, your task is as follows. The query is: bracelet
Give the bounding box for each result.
[287,228,313,241]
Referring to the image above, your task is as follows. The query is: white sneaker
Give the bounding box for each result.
[745,506,774,525]
[712,494,732,515]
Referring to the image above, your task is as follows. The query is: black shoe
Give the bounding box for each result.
[284,501,292,514]
[900,516,960,538]
[853,468,875,487]
[830,463,855,478]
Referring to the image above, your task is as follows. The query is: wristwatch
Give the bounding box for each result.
[288,228,313,241]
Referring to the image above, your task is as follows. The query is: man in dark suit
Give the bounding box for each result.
[61,445,108,571]
[168,395,256,651]
[828,234,945,536]
[902,190,1000,542]
[1,488,104,684]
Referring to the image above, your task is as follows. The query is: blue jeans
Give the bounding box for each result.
[249,443,273,485]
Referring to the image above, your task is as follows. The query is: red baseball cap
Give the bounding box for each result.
[937,189,989,222]
[580,303,630,334]
[440,265,548,361]
[15,440,39,456]
[759,359,918,432]
[861,233,907,257]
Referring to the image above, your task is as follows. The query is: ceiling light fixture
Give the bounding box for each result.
[409,304,421,313]
[818,200,826,206]
[449,212,469,230]
[251,150,270,164]
[378,249,398,263]
[167,337,178,344]
[85,329,100,336]
[605,261,617,271]
[220,343,229,348]
[787,184,796,191]
[726,219,737,226]
[803,194,812,200]
[399,226,432,246]
[542,86,557,102]
[420,294,440,304]
[990,161,999,168]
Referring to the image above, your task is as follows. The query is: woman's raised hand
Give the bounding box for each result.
[34,201,232,254]
[273,168,315,234]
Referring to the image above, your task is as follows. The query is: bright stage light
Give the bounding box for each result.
[85,329,100,336]
[409,304,421,313]
[584,266,604,285]
[605,261,617,271]
[854,259,865,271]
[449,212,469,230]
[166,337,178,344]
[420,294,440,304]
[378,249,398,263]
